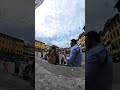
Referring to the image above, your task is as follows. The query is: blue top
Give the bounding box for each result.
[66,44,82,67]
[85,43,113,90]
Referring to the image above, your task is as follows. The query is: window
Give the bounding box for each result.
[118,17,120,23]
[112,43,115,49]
[112,25,114,30]
[114,32,116,38]
[116,29,119,36]
[116,41,118,49]
[115,21,117,27]
[117,41,119,49]
[119,40,120,48]
[111,35,113,39]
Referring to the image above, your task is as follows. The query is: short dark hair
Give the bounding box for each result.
[71,39,77,44]
[51,45,56,50]
[86,31,100,43]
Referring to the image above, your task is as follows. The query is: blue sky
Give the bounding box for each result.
[35,0,85,48]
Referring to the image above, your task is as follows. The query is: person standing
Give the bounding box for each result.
[85,31,113,90]
[30,60,35,87]
[55,48,60,65]
[41,51,43,58]
[66,39,82,67]
[14,59,20,76]
[3,60,8,72]
[48,45,57,64]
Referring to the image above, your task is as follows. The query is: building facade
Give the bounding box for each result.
[0,33,24,55]
[24,43,34,58]
[35,40,47,51]
[77,32,85,51]
[100,14,120,57]
[100,19,112,52]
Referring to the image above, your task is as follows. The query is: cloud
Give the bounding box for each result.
[35,0,85,48]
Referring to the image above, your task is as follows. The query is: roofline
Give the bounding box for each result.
[0,32,24,42]
[78,32,85,39]
[35,40,45,44]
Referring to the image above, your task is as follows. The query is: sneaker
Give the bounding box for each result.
[64,63,67,65]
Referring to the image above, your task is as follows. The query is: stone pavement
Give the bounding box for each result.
[112,63,120,90]
[35,56,85,90]
[0,69,34,90]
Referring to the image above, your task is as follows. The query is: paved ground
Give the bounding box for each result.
[112,63,120,90]
[0,69,34,90]
[35,52,120,90]
[35,54,85,90]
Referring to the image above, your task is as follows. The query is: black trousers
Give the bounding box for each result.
[55,57,59,64]
[15,67,19,74]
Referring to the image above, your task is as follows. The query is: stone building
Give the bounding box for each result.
[77,32,85,52]
[24,43,34,59]
[100,0,120,60]
[0,33,24,56]
[100,14,120,56]
[35,40,48,51]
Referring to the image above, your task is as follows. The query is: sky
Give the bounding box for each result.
[35,0,85,48]
[85,0,118,33]
[0,0,34,44]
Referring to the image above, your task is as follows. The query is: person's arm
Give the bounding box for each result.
[66,48,77,62]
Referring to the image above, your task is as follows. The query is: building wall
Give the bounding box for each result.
[35,40,46,50]
[100,14,120,56]
[77,32,85,51]
[0,33,24,55]
[24,43,34,58]
[110,15,120,55]
[0,35,14,53]
[14,40,24,55]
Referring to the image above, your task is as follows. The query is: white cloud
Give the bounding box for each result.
[35,0,85,48]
